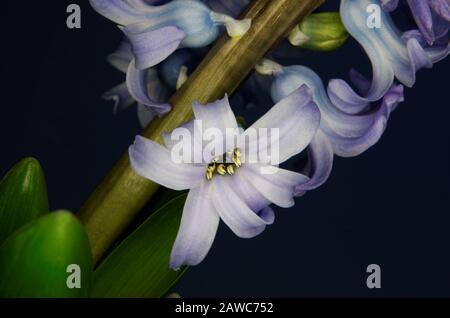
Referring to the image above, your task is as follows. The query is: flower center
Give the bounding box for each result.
[206,149,242,181]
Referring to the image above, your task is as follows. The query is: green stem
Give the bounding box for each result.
[78,0,325,263]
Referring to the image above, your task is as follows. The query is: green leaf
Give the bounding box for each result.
[0,211,93,298]
[0,157,49,244]
[91,194,188,298]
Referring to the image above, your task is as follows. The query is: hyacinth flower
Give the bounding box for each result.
[103,40,169,126]
[103,40,197,126]
[128,86,321,269]
[90,0,251,113]
[89,0,251,53]
[103,39,262,125]
[334,0,449,108]
[381,0,450,45]
[256,59,404,190]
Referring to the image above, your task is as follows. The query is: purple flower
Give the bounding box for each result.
[90,0,251,68]
[340,0,449,103]
[259,60,404,191]
[103,40,198,126]
[90,0,251,115]
[128,87,321,269]
[382,0,450,45]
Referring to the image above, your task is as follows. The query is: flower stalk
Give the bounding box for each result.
[78,0,325,263]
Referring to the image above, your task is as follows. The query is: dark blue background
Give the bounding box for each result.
[0,1,449,297]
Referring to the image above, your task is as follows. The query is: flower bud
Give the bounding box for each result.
[289,12,349,52]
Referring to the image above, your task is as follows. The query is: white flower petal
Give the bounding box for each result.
[129,136,205,190]
[242,85,320,165]
[212,176,271,238]
[192,95,238,132]
[241,164,308,208]
[170,181,220,269]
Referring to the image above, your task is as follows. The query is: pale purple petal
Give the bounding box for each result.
[192,97,241,160]
[405,0,450,44]
[231,170,271,212]
[241,164,309,208]
[126,60,171,116]
[340,0,447,100]
[340,0,398,96]
[348,69,371,97]
[406,37,434,72]
[122,25,186,70]
[407,0,435,44]
[192,95,238,132]
[212,176,272,239]
[242,85,321,165]
[272,65,393,140]
[228,171,275,225]
[328,70,404,129]
[89,0,146,25]
[328,79,372,115]
[323,119,387,157]
[270,63,404,162]
[403,29,450,62]
[430,0,450,21]
[135,68,171,127]
[258,207,275,225]
[169,181,220,269]
[402,29,428,46]
[129,136,205,190]
[325,84,404,157]
[431,11,450,39]
[296,131,334,192]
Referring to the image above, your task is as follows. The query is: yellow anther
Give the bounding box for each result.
[233,149,242,168]
[205,161,217,181]
[233,157,241,168]
[226,164,234,175]
[205,151,241,180]
[217,164,227,175]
